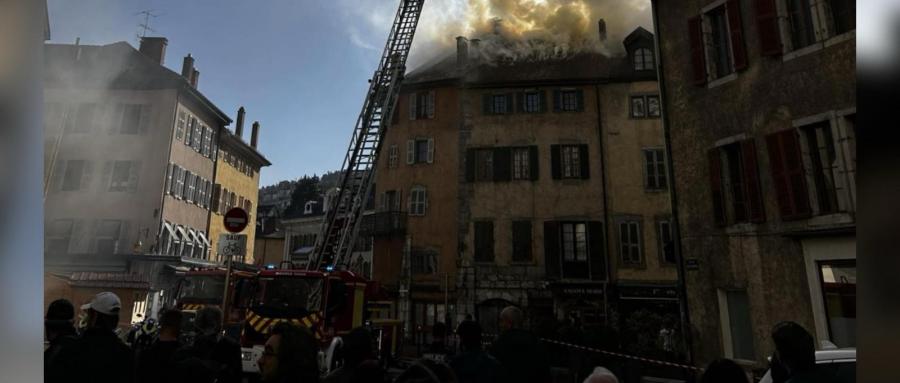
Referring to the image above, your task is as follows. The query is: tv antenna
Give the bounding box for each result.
[136,10,159,39]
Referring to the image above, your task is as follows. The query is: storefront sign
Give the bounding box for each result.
[552,284,605,297]
[618,285,678,300]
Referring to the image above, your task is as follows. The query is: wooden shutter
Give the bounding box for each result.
[138,105,151,135]
[553,90,562,112]
[688,16,707,85]
[406,140,415,164]
[408,93,417,120]
[164,164,173,194]
[80,160,94,190]
[576,89,585,112]
[543,221,561,279]
[766,130,810,219]
[482,94,492,115]
[529,146,539,181]
[426,91,435,119]
[551,145,561,180]
[505,94,514,114]
[516,91,525,112]
[210,184,221,213]
[127,161,141,193]
[579,144,590,179]
[727,0,749,70]
[466,149,476,182]
[708,149,727,226]
[100,161,113,192]
[755,0,782,56]
[493,147,512,182]
[512,221,533,261]
[427,138,434,164]
[588,221,606,281]
[741,140,765,222]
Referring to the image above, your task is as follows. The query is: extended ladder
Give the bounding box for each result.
[308,0,425,271]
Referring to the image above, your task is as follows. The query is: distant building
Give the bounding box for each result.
[259,180,296,215]
[652,0,855,368]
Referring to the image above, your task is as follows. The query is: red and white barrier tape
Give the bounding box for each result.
[539,338,702,372]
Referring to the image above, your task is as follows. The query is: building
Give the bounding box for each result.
[207,107,271,265]
[44,36,233,317]
[651,0,855,369]
[259,180,296,215]
[374,26,677,342]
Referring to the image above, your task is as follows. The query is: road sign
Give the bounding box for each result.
[224,207,249,233]
[218,234,247,258]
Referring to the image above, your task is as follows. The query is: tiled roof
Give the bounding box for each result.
[66,272,151,289]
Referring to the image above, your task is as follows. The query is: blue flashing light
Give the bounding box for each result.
[325,265,335,272]
[266,264,276,270]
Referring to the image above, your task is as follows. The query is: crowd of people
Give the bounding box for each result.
[45,292,840,383]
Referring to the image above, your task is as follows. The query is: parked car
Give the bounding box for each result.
[759,346,855,383]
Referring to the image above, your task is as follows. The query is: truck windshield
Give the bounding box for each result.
[255,277,324,317]
[178,275,225,301]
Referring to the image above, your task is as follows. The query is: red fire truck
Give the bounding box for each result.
[172,267,257,338]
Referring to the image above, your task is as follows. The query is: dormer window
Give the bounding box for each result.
[633,48,654,71]
[304,201,316,215]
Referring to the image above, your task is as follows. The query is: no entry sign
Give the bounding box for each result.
[224,207,249,233]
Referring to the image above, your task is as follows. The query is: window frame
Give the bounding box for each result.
[559,221,590,279]
[561,145,582,179]
[776,0,856,58]
[475,149,494,182]
[94,219,123,256]
[109,160,133,192]
[511,220,533,262]
[46,219,74,255]
[523,91,541,113]
[704,4,735,80]
[717,289,756,362]
[473,221,495,263]
[561,91,578,112]
[61,159,86,191]
[657,219,676,265]
[388,144,399,168]
[643,148,668,191]
[120,104,142,135]
[618,219,643,267]
[633,47,655,70]
[512,147,531,181]
[409,186,427,216]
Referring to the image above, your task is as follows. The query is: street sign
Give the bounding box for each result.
[218,234,247,258]
[224,207,249,233]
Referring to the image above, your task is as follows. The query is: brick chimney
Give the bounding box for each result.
[456,36,469,68]
[139,36,168,65]
[190,68,200,88]
[181,54,194,80]
[469,38,481,64]
[235,106,246,138]
[251,121,260,148]
[598,19,607,42]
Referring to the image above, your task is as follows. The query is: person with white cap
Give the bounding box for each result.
[583,367,619,383]
[47,291,135,383]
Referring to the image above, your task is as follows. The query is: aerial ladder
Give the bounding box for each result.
[309,0,424,272]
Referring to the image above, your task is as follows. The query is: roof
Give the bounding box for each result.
[44,42,232,124]
[64,272,151,290]
[220,128,272,167]
[623,26,654,48]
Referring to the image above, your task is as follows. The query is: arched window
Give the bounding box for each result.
[634,48,655,70]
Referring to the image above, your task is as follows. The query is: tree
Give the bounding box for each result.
[283,175,320,218]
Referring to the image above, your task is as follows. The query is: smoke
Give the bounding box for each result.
[408,0,653,67]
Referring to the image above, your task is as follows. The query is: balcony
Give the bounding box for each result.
[373,211,407,237]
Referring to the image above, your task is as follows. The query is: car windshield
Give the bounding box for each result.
[255,277,324,317]
[178,275,225,301]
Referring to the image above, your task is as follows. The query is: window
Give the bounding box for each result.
[545,221,605,281]
[787,0,816,50]
[411,249,438,274]
[658,220,676,264]
[560,222,590,279]
[120,104,142,134]
[634,47,655,70]
[707,6,734,79]
[109,161,137,192]
[644,149,668,190]
[304,201,315,215]
[631,96,646,118]
[562,146,582,179]
[484,93,513,115]
[175,111,186,141]
[474,221,494,262]
[689,2,747,85]
[551,145,589,180]
[512,148,531,180]
[827,0,855,36]
[72,103,96,133]
[555,90,582,112]
[409,91,435,120]
[523,91,542,113]
[774,0,855,54]
[185,117,195,146]
[719,289,755,360]
[202,126,211,157]
[95,220,122,256]
[192,123,203,152]
[475,149,493,181]
[62,160,86,191]
[619,221,642,265]
[380,190,399,212]
[389,145,399,168]
[47,219,73,255]
[647,96,661,117]
[409,187,427,216]
[512,221,532,262]
[709,140,765,225]
[406,138,434,164]
[801,122,840,214]
[818,260,856,347]
[184,172,195,203]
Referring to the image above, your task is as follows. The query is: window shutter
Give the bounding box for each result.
[551,145,561,180]
[766,130,810,219]
[100,161,113,192]
[553,90,562,112]
[688,16,707,85]
[406,140,415,164]
[588,221,606,281]
[727,0,749,70]
[127,161,141,193]
[81,161,94,190]
[466,149,476,182]
[755,0,782,56]
[506,93,514,114]
[708,150,727,226]
[516,91,525,112]
[493,147,512,182]
[138,105,151,135]
[427,138,435,164]
[408,93,417,120]
[740,140,765,222]
[579,144,590,179]
[576,89,585,112]
[543,221,561,279]
[539,90,548,113]
[529,146,539,181]
[51,159,66,192]
[407,191,413,213]
[211,184,221,213]
[164,164,173,194]
[395,189,403,211]
[426,91,435,119]
[219,187,228,213]
[423,189,429,213]
[482,94,492,115]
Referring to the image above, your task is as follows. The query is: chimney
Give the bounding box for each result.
[598,19,607,41]
[456,36,469,67]
[251,121,260,148]
[189,69,200,88]
[469,39,481,64]
[139,36,168,65]
[181,54,194,79]
[74,37,82,61]
[235,107,246,138]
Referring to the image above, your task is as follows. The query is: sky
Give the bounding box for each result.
[46,0,652,187]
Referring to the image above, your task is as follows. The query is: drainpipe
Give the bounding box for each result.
[594,84,612,326]
[651,0,694,365]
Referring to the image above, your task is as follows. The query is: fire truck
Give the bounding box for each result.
[171,267,257,339]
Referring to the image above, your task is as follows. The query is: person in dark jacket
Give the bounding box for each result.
[173,306,243,383]
[48,292,134,383]
[136,309,183,383]
[770,321,839,383]
[700,359,748,383]
[257,322,320,383]
[44,299,78,377]
[489,306,551,383]
[323,327,385,383]
[450,320,503,383]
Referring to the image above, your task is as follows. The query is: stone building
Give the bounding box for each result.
[207,107,271,265]
[651,0,855,369]
[374,26,677,340]
[259,180,296,215]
